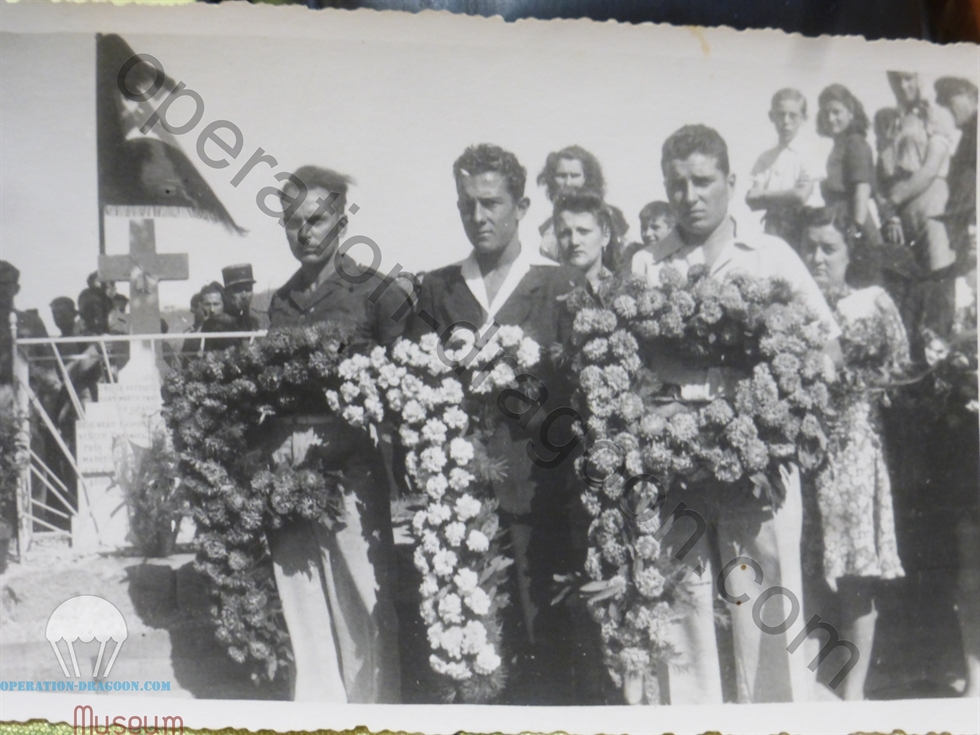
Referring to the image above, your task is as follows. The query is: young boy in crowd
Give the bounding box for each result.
[746,88,824,251]
[629,201,676,275]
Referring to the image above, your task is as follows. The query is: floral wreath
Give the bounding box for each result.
[332,326,542,703]
[162,323,354,682]
[562,264,834,696]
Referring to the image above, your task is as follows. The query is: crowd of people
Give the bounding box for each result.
[1,69,976,705]
[0,258,266,539]
[251,70,975,706]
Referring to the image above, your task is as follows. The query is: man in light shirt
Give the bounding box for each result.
[745,88,825,253]
[633,124,841,705]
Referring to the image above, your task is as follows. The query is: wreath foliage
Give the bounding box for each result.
[562,264,835,693]
[162,323,354,683]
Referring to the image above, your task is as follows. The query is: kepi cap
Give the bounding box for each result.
[222,263,255,288]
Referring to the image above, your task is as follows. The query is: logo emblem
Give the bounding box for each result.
[46,596,128,678]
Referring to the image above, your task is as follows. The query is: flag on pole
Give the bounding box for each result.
[96,33,245,252]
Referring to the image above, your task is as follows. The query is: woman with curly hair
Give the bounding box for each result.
[536,145,633,272]
[800,207,908,701]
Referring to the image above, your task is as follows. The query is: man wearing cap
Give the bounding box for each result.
[221,263,260,331]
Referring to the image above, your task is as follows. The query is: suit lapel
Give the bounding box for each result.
[495,267,542,328]
[443,267,488,327]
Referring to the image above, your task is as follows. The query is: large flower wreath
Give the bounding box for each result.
[332,326,542,703]
[162,323,353,682]
[562,264,834,693]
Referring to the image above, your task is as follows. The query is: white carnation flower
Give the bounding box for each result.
[455,494,482,522]
[340,381,361,403]
[416,385,438,410]
[449,437,475,465]
[443,406,469,430]
[364,397,384,422]
[516,337,541,368]
[426,503,452,526]
[425,474,449,500]
[402,399,427,425]
[400,426,421,448]
[338,358,362,380]
[422,529,441,554]
[432,548,459,578]
[420,573,439,598]
[466,530,490,553]
[445,661,472,680]
[420,333,441,354]
[427,621,445,649]
[490,362,516,386]
[422,418,448,445]
[440,624,464,659]
[448,467,474,491]
[421,598,437,625]
[412,509,427,534]
[464,588,491,615]
[369,344,388,367]
[392,339,413,365]
[495,325,523,347]
[386,387,404,411]
[474,646,502,675]
[342,405,365,425]
[429,653,449,674]
[444,521,467,547]
[420,446,448,473]
[438,593,464,624]
[325,390,340,412]
[453,568,479,595]
[461,620,488,655]
[413,545,429,573]
[440,378,464,405]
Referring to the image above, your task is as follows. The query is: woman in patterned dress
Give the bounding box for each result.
[801,207,908,701]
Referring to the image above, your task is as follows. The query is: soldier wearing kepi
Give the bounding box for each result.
[200,264,261,351]
[221,263,260,331]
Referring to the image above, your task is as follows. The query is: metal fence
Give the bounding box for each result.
[8,323,266,557]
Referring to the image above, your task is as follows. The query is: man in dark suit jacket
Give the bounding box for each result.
[405,144,583,704]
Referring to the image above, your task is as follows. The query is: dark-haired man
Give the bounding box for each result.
[265,164,408,704]
[199,265,261,351]
[50,297,81,338]
[182,282,226,355]
[406,144,583,704]
[637,124,840,705]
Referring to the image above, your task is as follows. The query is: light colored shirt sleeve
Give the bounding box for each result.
[631,246,656,283]
[766,238,842,341]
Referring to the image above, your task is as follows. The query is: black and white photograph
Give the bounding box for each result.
[0,4,977,733]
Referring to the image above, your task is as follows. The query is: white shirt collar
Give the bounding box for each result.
[459,241,553,327]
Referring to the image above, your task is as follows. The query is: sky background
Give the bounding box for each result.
[2,17,976,334]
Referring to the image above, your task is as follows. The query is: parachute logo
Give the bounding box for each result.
[46,596,128,678]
